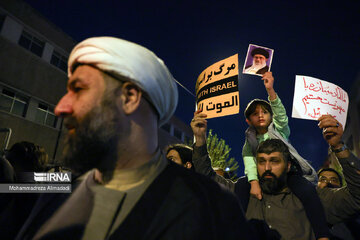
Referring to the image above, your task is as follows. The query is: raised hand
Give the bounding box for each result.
[318,115,343,149]
[191,109,208,147]
[262,72,276,101]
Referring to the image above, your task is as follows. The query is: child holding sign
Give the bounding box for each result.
[242,72,329,239]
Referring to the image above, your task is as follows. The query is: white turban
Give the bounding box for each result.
[68,37,178,126]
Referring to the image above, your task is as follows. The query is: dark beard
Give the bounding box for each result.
[61,99,126,182]
[259,169,287,194]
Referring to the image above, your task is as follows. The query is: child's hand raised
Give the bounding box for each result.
[262,72,277,101]
[262,72,274,90]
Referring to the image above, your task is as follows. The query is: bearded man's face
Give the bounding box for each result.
[55,65,128,181]
[61,98,123,180]
[253,54,267,66]
[259,168,288,194]
[256,152,290,194]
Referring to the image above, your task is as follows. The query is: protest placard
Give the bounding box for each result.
[292,75,348,128]
[196,54,239,119]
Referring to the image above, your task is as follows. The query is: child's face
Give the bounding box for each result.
[246,105,272,131]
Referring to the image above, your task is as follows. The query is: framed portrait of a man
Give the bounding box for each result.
[243,44,274,76]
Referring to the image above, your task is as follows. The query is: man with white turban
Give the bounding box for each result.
[16,37,251,240]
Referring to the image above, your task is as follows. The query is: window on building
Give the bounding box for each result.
[161,123,171,133]
[50,50,68,72]
[0,88,28,117]
[18,30,45,57]
[174,128,183,140]
[34,103,57,128]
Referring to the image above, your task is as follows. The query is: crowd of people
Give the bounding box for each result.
[0,36,359,239]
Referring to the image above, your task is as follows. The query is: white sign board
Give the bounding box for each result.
[292,75,348,128]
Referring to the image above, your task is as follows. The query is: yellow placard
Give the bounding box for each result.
[196,54,239,94]
[195,54,239,119]
[198,92,239,119]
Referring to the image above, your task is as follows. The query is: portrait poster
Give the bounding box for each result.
[242,44,274,76]
[196,54,239,119]
[291,75,349,128]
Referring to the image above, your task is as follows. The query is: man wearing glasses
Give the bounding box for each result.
[317,164,360,239]
[317,168,342,189]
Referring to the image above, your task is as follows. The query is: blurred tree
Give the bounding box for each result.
[206,129,239,180]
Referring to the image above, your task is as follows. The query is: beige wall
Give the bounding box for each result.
[0,1,74,163]
[0,112,62,159]
[0,37,67,104]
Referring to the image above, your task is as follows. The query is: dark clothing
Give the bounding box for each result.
[317,155,360,239]
[246,187,315,239]
[316,154,360,224]
[0,156,15,183]
[0,193,40,239]
[0,156,40,239]
[287,173,330,238]
[192,144,360,239]
[346,216,360,239]
[16,161,252,240]
[330,217,360,240]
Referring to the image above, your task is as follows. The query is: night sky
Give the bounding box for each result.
[24,0,360,173]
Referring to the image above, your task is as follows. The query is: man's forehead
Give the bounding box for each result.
[67,65,103,85]
[167,149,179,156]
[257,151,284,159]
[320,171,339,179]
[254,54,266,58]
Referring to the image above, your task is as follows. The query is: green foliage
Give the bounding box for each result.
[206,129,239,180]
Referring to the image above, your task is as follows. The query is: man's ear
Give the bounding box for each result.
[245,118,252,126]
[119,82,142,115]
[185,162,192,169]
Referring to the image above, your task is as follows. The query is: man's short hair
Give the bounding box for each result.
[244,99,273,119]
[256,139,291,164]
[166,144,193,165]
[251,48,270,59]
[317,168,343,187]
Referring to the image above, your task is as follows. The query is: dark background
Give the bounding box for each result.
[24,0,360,174]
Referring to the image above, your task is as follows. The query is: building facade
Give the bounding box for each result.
[0,0,75,161]
[0,0,192,163]
[159,116,193,152]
